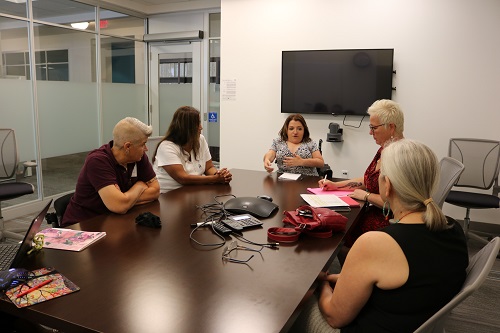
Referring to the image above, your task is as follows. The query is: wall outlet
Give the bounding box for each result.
[341,170,349,177]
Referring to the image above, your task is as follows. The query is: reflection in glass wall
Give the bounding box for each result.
[99,9,145,39]
[0,1,27,18]
[32,0,96,31]
[99,9,146,140]
[33,24,99,197]
[0,16,37,204]
[101,38,146,142]
[0,1,146,212]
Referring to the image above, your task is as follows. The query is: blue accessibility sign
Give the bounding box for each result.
[208,112,218,123]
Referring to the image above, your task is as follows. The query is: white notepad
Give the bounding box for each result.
[300,194,349,207]
[278,172,302,181]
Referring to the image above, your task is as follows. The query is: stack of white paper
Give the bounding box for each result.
[278,172,302,181]
[300,194,350,207]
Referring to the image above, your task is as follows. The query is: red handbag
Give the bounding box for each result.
[267,205,347,242]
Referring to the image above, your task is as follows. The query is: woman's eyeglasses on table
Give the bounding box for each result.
[222,241,263,264]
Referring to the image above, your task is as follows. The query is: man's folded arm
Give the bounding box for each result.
[98,182,148,214]
[136,177,160,204]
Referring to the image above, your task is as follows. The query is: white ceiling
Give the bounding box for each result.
[104,0,220,15]
[0,0,218,24]
[123,0,194,5]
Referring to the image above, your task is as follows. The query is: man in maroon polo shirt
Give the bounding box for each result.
[62,117,160,226]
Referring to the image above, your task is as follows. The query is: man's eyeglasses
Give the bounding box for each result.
[369,123,386,131]
[222,241,263,264]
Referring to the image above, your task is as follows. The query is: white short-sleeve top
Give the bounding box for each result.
[153,134,212,192]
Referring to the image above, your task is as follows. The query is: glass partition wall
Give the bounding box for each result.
[0,0,146,212]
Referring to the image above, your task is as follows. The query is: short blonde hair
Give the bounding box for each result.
[367,99,404,136]
[113,117,152,147]
[380,139,448,231]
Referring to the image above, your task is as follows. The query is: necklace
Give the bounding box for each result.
[394,211,415,224]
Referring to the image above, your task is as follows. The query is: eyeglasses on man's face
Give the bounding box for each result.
[222,241,263,264]
[369,123,386,131]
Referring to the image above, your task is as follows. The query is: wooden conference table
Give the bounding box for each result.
[1,169,363,333]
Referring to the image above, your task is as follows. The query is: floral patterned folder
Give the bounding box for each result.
[5,267,80,308]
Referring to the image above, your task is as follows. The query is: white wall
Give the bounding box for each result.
[220,0,500,225]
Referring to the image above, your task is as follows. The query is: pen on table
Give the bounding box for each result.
[16,278,53,298]
[190,221,214,228]
[321,174,327,190]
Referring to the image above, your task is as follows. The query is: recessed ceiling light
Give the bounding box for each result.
[71,22,89,30]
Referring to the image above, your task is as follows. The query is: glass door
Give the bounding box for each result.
[150,43,202,137]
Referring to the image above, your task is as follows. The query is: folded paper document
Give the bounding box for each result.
[300,194,350,208]
[278,172,301,181]
[306,188,360,207]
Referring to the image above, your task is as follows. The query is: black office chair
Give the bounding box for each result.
[46,192,74,228]
[0,129,35,241]
[317,139,333,179]
[444,138,500,244]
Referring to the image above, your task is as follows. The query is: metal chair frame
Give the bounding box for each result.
[0,129,35,241]
[433,157,464,209]
[414,237,500,333]
[445,138,500,244]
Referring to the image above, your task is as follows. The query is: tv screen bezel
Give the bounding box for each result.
[281,48,394,117]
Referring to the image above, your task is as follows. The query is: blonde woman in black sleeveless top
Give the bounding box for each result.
[294,139,468,333]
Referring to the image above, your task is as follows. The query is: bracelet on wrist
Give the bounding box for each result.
[363,192,371,202]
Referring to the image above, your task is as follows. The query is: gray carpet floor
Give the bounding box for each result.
[444,237,500,333]
[2,151,88,208]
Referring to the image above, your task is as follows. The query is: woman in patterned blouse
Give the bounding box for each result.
[263,114,324,176]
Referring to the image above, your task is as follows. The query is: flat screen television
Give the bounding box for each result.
[281,49,394,116]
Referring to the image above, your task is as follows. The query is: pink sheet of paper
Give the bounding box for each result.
[306,188,360,207]
[307,187,354,197]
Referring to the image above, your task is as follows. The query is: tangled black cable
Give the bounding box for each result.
[189,194,235,247]
[189,194,279,250]
[232,233,279,249]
